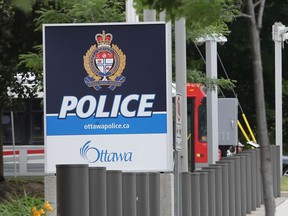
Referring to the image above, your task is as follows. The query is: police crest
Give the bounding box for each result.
[83,31,126,91]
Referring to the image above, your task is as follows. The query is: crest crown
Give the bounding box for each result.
[95,31,113,47]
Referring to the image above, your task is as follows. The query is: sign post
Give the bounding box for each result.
[272,22,287,180]
[175,93,182,151]
[174,93,182,216]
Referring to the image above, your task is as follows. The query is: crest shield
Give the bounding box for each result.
[84,30,126,91]
[95,51,114,74]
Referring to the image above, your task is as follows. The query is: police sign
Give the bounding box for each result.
[43,23,173,172]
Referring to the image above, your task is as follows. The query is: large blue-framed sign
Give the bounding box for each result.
[43,23,173,172]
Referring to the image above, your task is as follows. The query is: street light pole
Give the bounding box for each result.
[198,35,227,165]
[272,22,288,178]
[125,0,139,22]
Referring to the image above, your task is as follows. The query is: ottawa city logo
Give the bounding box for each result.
[80,141,133,163]
[83,30,126,91]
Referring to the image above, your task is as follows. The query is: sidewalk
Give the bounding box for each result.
[248,192,288,216]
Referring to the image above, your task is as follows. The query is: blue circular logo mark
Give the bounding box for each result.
[80,141,133,163]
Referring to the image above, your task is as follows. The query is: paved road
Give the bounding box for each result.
[248,192,288,216]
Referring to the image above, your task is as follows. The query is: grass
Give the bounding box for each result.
[281,176,288,191]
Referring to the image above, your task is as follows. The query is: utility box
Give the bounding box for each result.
[218,98,238,146]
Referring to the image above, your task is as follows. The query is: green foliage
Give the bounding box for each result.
[134,0,240,92]
[0,0,14,28]
[0,0,45,106]
[18,45,43,73]
[19,0,125,76]
[10,0,34,14]
[134,0,241,40]
[18,45,43,91]
[0,194,44,215]
[187,69,236,92]
[34,0,125,31]
[187,21,231,42]
[0,0,16,106]
[283,80,288,152]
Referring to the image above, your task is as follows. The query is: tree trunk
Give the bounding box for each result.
[246,0,275,215]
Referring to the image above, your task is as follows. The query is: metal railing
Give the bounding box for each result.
[3,145,44,176]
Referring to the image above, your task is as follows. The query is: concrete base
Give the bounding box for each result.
[44,175,57,216]
[160,172,174,216]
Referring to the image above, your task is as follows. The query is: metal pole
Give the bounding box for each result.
[125,0,139,22]
[255,148,262,206]
[216,162,229,216]
[107,170,122,216]
[275,145,281,197]
[220,159,235,216]
[10,111,16,177]
[222,157,241,216]
[206,37,219,164]
[174,151,180,216]
[150,173,160,216]
[181,172,192,216]
[175,17,187,216]
[175,18,188,172]
[196,171,209,216]
[234,157,241,216]
[238,152,252,214]
[248,150,257,210]
[143,9,156,22]
[136,173,150,216]
[56,164,89,216]
[205,165,223,216]
[123,172,137,216]
[191,172,200,216]
[238,156,247,216]
[272,22,286,181]
[271,146,280,198]
[89,167,106,216]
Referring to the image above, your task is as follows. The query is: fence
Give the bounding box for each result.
[52,146,281,216]
[3,145,44,176]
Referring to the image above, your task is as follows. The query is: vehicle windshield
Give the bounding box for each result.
[198,104,207,142]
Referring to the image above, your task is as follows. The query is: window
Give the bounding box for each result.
[198,104,207,142]
[30,113,44,142]
[2,112,25,144]
[2,98,44,145]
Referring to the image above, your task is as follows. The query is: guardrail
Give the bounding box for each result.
[3,145,45,176]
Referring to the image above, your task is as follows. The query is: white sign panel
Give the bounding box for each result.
[43,23,173,172]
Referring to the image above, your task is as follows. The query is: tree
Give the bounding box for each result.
[241,0,275,214]
[0,0,14,182]
[135,0,277,214]
[0,0,39,182]
[19,0,125,75]
[0,0,125,181]
[216,0,288,152]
